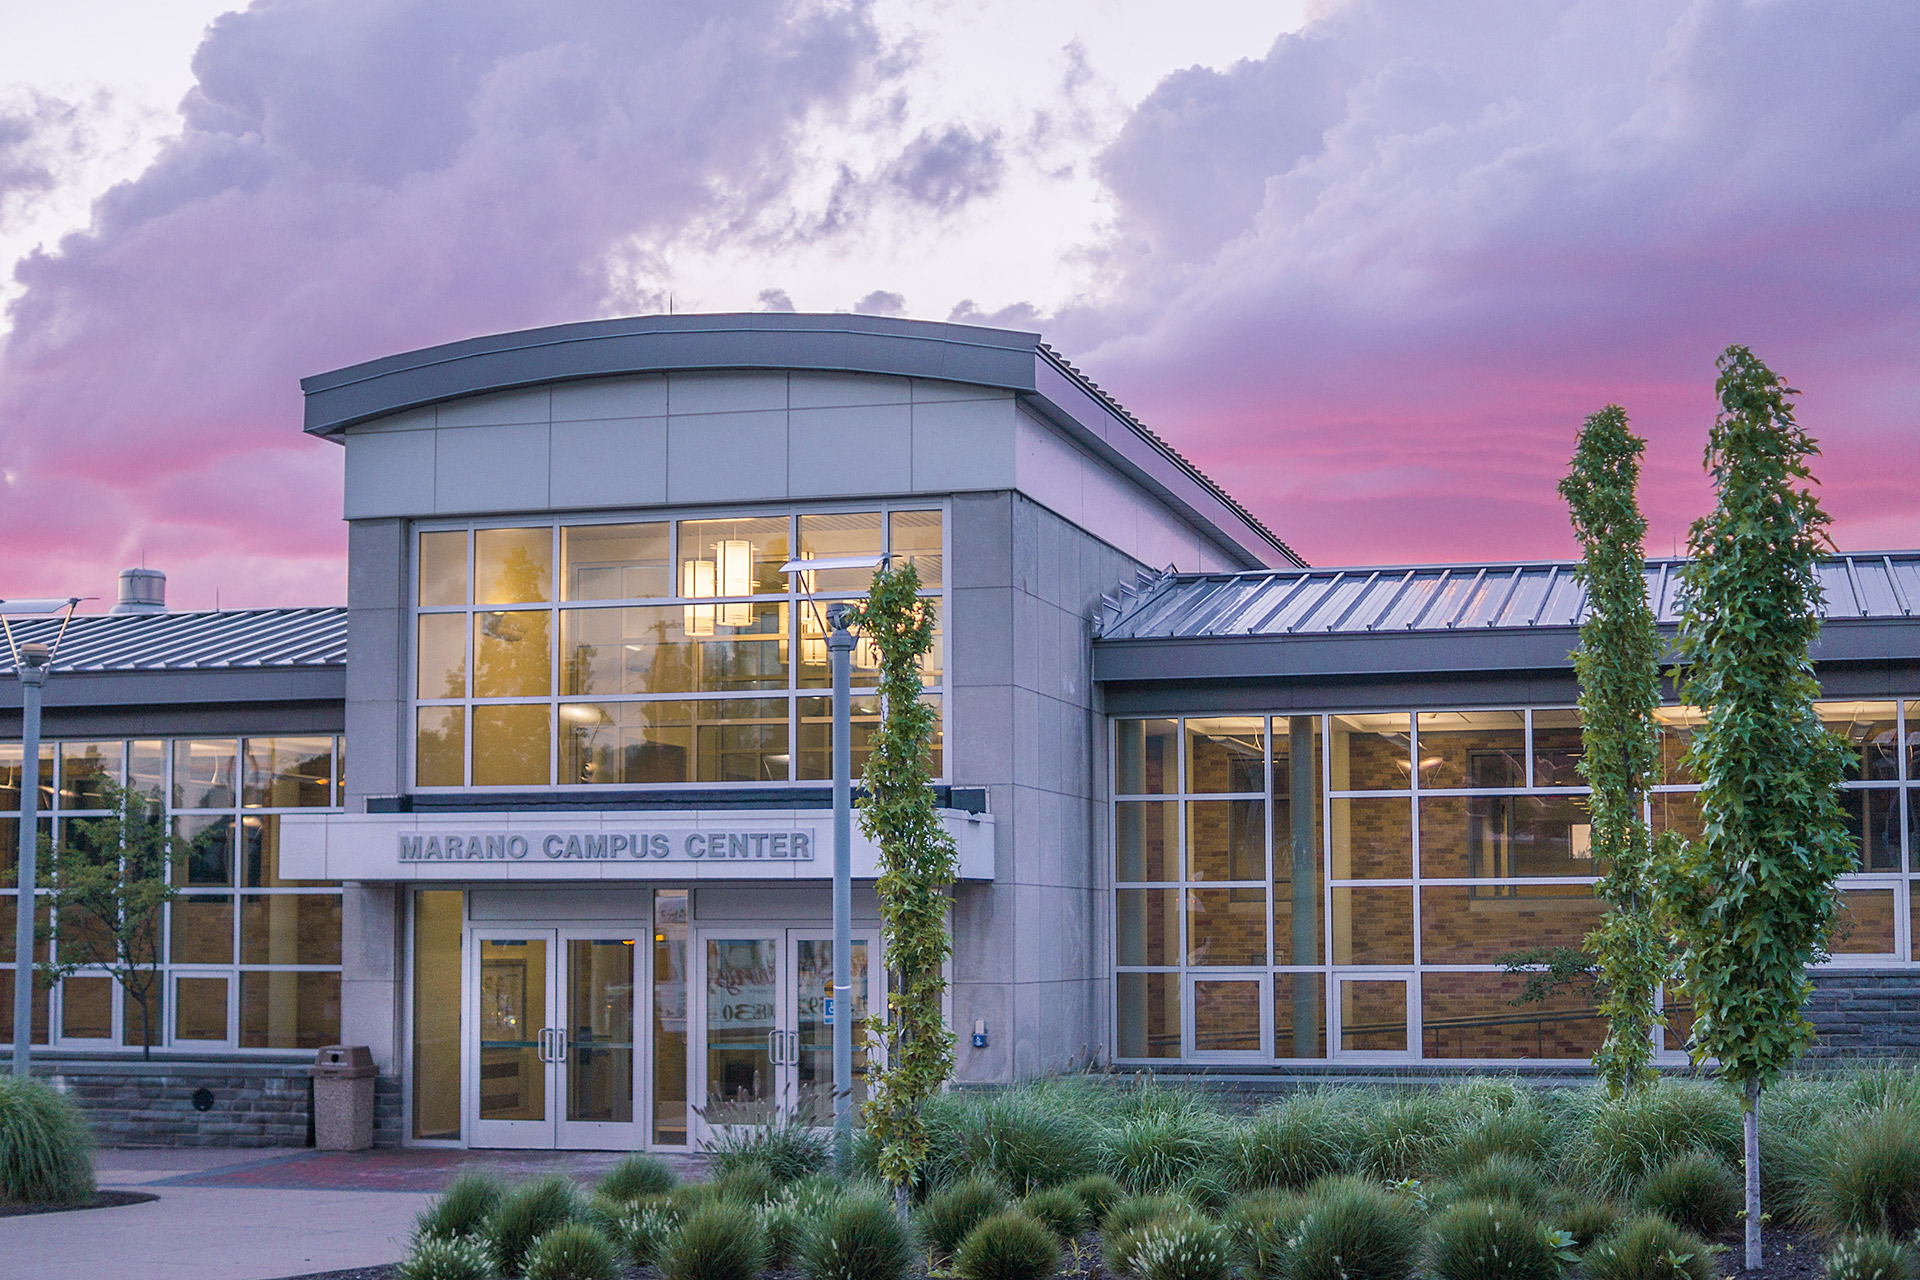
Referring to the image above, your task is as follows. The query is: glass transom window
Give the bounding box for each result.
[412,508,945,788]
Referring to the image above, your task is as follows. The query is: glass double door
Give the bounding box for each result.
[470,930,642,1149]
[693,928,878,1141]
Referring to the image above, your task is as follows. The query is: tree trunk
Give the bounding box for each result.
[1744,1076,1761,1270]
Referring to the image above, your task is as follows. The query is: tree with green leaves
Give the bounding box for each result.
[36,778,181,1058]
[1652,346,1853,1270]
[1558,404,1670,1098]
[853,560,957,1209]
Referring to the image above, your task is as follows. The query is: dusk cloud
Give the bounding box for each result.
[0,0,886,607]
[0,92,88,230]
[1070,0,1920,565]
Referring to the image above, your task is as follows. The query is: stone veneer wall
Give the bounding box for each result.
[1805,971,1920,1060]
[30,1059,403,1148]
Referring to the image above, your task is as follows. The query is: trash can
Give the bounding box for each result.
[311,1045,376,1151]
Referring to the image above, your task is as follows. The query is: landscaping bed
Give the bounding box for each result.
[299,1069,1920,1280]
[0,1188,158,1216]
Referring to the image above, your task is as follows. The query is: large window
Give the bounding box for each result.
[413,508,945,788]
[1114,699,1919,1065]
[1,735,345,1053]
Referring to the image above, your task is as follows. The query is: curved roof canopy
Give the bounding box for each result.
[301,313,1300,569]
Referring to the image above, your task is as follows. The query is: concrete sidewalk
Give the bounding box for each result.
[0,1147,706,1280]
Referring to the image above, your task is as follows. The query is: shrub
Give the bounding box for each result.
[705,1111,831,1183]
[1022,1185,1090,1239]
[417,1171,507,1242]
[1808,1107,1920,1237]
[1557,1083,1740,1199]
[1106,1111,1227,1194]
[1223,1094,1357,1192]
[487,1175,582,1276]
[1580,1215,1719,1280]
[1102,1193,1191,1241]
[799,1190,912,1280]
[1425,1200,1570,1280]
[523,1223,621,1280]
[1826,1234,1917,1280]
[1129,1215,1233,1280]
[1280,1175,1422,1280]
[1068,1173,1124,1226]
[1553,1199,1622,1250]
[396,1233,500,1280]
[954,1211,1060,1280]
[658,1200,767,1280]
[918,1174,1013,1258]
[0,1076,95,1205]
[1446,1154,1551,1214]
[1221,1189,1312,1280]
[598,1153,678,1202]
[1635,1151,1743,1238]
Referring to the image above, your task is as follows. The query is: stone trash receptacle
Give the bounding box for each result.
[311,1045,376,1151]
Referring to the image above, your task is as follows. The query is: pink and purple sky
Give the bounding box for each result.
[1,0,1914,609]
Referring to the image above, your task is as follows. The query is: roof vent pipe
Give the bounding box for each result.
[110,568,167,614]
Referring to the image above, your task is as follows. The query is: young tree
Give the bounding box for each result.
[37,778,181,1059]
[1652,347,1853,1269]
[1558,405,1669,1098]
[853,561,957,1208]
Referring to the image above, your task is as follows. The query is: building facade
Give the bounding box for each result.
[4,314,1917,1150]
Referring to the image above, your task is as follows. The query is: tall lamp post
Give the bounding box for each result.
[3,597,82,1076]
[781,553,883,1170]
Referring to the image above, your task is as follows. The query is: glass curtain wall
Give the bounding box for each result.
[1,735,345,1052]
[1114,701,1919,1065]
[413,508,944,789]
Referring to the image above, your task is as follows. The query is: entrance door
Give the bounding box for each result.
[692,928,878,1140]
[470,929,642,1149]
[1331,972,1418,1060]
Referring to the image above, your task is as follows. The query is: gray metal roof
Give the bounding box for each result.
[1096,552,1920,642]
[0,608,347,676]
[300,312,1302,571]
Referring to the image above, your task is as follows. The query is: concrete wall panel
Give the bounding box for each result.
[667,410,789,502]
[433,422,550,513]
[549,417,668,508]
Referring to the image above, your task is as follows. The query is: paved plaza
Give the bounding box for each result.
[0,1146,706,1280]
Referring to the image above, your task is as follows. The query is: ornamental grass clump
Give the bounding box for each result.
[1068,1172,1124,1226]
[915,1174,1012,1258]
[1105,1110,1227,1195]
[1807,1107,1920,1238]
[1102,1194,1192,1241]
[714,1161,779,1206]
[1128,1214,1233,1280]
[1553,1199,1622,1250]
[1020,1185,1089,1239]
[1221,1189,1312,1280]
[1557,1082,1741,1199]
[934,1091,1098,1192]
[1825,1234,1917,1280]
[706,1114,831,1184]
[597,1153,677,1202]
[953,1211,1059,1280]
[1446,1155,1552,1215]
[799,1189,912,1280]
[0,1076,96,1206]
[1280,1175,1422,1280]
[1425,1199,1573,1280]
[762,1174,845,1268]
[486,1175,582,1276]
[1580,1215,1719,1280]
[396,1233,500,1280]
[522,1223,620,1280]
[657,1200,766,1280]
[418,1172,507,1242]
[1634,1150,1743,1238]
[1355,1093,1462,1182]
[609,1199,676,1268]
[1225,1094,1357,1192]
[1444,1100,1554,1174]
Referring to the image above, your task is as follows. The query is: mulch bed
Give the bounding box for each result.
[272,1228,1835,1280]
[0,1189,159,1216]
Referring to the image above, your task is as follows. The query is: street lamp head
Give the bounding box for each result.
[0,597,83,618]
[18,642,50,669]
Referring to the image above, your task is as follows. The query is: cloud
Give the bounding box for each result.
[0,92,89,230]
[0,0,887,606]
[1069,0,1920,566]
[884,123,1005,212]
[854,289,904,315]
[757,287,798,312]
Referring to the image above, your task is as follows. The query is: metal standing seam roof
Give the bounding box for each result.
[0,608,347,675]
[1094,552,1920,642]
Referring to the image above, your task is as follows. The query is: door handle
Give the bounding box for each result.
[552,1027,567,1063]
[787,1030,800,1063]
[535,1028,550,1063]
[768,1029,781,1064]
